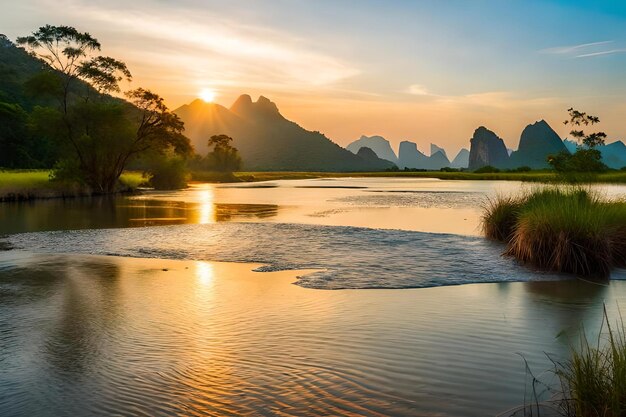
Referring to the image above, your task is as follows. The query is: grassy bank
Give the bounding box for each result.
[229,171,626,183]
[482,187,626,278]
[0,170,146,201]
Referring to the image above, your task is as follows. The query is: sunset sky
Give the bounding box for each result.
[2,0,625,155]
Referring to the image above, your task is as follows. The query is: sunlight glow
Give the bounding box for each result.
[195,261,215,286]
[199,88,217,103]
[197,184,215,224]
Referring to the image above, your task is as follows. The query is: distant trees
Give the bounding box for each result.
[548,108,607,174]
[205,135,242,172]
[16,25,192,193]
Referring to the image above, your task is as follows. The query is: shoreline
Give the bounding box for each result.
[3,169,626,203]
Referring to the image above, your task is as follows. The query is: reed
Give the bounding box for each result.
[482,187,626,278]
[555,307,626,417]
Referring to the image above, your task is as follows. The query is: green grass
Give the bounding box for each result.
[231,170,626,183]
[0,170,147,201]
[0,170,54,191]
[554,307,626,417]
[482,187,626,278]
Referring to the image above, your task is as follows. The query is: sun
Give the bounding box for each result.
[199,88,216,103]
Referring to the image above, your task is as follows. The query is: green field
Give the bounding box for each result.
[231,170,626,183]
[0,170,147,200]
[3,169,626,201]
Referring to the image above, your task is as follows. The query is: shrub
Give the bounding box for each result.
[474,165,500,173]
[148,155,189,190]
[482,187,626,278]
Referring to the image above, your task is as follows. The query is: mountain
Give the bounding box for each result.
[428,151,451,170]
[468,127,510,170]
[356,146,382,163]
[175,95,395,171]
[563,139,626,168]
[430,144,448,159]
[563,139,578,153]
[450,148,470,169]
[346,135,398,163]
[507,120,568,169]
[397,140,451,170]
[600,141,626,168]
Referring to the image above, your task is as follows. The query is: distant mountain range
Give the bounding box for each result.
[175,96,394,171]
[346,135,469,169]
[564,138,626,169]
[467,120,626,170]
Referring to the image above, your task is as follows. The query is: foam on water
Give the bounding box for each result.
[5,222,621,289]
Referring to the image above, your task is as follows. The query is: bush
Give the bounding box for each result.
[482,187,626,278]
[474,165,500,173]
[148,155,189,190]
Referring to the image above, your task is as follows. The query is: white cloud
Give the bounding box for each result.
[406,84,430,96]
[41,0,359,90]
[541,41,614,55]
[540,40,626,59]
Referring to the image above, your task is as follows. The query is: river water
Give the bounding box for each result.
[1,178,625,416]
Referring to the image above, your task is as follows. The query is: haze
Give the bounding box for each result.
[3,0,626,154]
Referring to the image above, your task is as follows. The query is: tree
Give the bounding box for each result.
[564,108,606,148]
[17,26,191,193]
[205,134,242,172]
[547,108,607,174]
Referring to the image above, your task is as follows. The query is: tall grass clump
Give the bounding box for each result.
[482,187,626,278]
[554,307,626,417]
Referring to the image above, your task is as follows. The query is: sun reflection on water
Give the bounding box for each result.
[197,185,216,224]
[195,261,215,286]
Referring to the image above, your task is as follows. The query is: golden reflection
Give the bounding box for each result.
[197,184,216,224]
[196,261,215,286]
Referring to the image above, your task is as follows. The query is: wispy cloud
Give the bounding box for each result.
[541,41,614,55]
[406,84,430,96]
[48,0,358,92]
[575,49,626,58]
[541,40,626,59]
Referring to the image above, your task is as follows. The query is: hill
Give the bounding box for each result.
[450,148,470,169]
[346,135,398,163]
[468,127,510,170]
[507,120,568,169]
[175,95,395,171]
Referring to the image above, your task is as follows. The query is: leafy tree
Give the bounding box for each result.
[205,134,242,172]
[547,108,607,175]
[17,25,191,192]
[0,102,33,168]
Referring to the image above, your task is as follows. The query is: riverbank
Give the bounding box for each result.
[224,170,626,183]
[0,170,147,202]
[4,169,626,203]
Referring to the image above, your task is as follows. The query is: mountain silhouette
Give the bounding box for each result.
[346,135,398,163]
[175,95,395,171]
[397,140,451,170]
[468,127,510,170]
[507,120,568,168]
[450,148,470,169]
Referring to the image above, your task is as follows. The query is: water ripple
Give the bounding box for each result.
[3,222,616,289]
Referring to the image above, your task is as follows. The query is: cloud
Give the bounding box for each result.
[46,0,358,90]
[575,49,626,58]
[541,41,614,55]
[406,84,430,96]
[541,40,626,59]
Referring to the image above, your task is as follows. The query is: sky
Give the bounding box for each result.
[2,0,626,155]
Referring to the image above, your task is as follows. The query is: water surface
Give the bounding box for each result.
[1,253,624,417]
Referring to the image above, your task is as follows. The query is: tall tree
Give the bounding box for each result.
[17,25,191,193]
